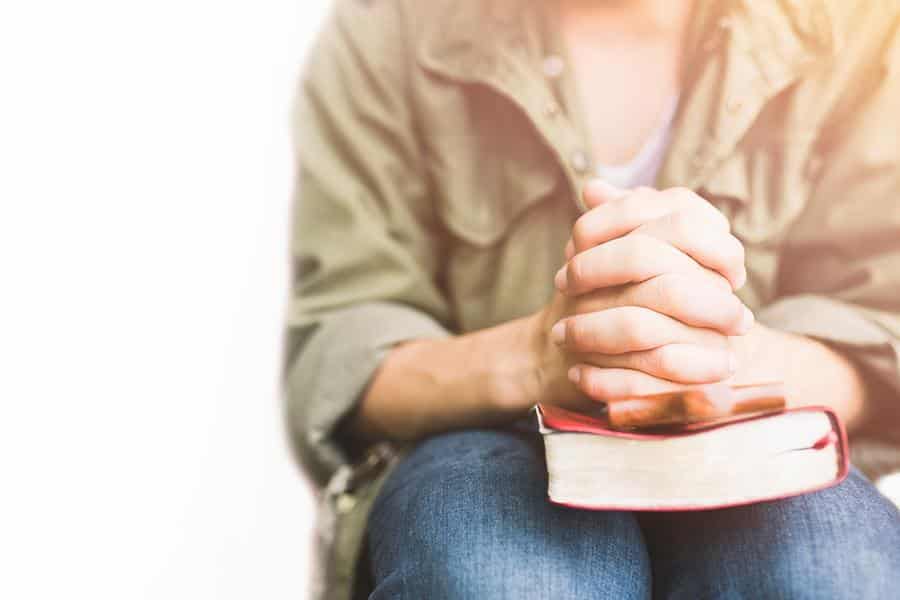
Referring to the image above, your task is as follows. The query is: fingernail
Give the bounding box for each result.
[554,266,568,292]
[567,366,581,384]
[551,321,566,345]
[734,269,747,290]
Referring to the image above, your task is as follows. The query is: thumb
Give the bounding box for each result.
[582,178,629,210]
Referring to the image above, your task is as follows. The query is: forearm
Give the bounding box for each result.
[347,314,543,444]
[735,324,868,430]
[346,309,868,443]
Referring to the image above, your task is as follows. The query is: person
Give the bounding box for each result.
[284,1,900,598]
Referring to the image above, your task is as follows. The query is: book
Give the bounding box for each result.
[535,395,849,511]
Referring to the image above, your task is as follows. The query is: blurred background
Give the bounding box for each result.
[0,1,327,597]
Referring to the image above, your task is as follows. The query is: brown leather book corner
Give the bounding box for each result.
[606,382,786,431]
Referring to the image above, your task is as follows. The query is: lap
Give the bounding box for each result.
[367,428,900,599]
[639,467,900,599]
[367,428,651,600]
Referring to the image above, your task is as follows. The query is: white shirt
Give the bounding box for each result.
[594,95,679,189]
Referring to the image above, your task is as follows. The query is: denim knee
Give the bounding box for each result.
[748,468,900,599]
[648,467,900,600]
[367,429,651,600]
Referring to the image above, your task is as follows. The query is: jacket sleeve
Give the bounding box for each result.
[284,0,452,488]
[757,21,900,406]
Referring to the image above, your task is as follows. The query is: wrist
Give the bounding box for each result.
[523,309,552,406]
[518,306,576,409]
[750,323,867,428]
[483,313,549,415]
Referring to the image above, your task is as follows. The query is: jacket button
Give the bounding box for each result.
[703,31,723,52]
[544,101,560,118]
[571,150,590,174]
[336,493,357,513]
[542,55,566,78]
[806,154,824,179]
[727,97,743,113]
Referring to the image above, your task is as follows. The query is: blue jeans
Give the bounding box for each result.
[366,427,900,599]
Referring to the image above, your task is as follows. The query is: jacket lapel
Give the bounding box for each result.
[657,0,837,193]
[416,0,589,210]
[415,0,838,206]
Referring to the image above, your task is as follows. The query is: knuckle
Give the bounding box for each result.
[581,370,608,399]
[727,298,747,330]
[703,267,733,293]
[670,188,706,213]
[693,326,730,348]
[710,349,733,379]
[618,309,649,349]
[677,189,728,231]
[621,234,658,278]
[699,292,738,332]
[711,236,745,284]
[649,345,679,378]
[625,230,655,251]
[621,201,648,228]
[570,296,591,315]
[705,205,731,231]
[566,317,603,352]
[571,214,595,251]
[727,235,746,265]
[693,346,731,380]
[615,377,638,399]
[709,331,732,349]
[668,186,697,204]
[651,272,682,310]
[669,210,697,239]
[627,187,658,209]
[565,319,589,351]
[567,255,585,289]
[606,371,642,399]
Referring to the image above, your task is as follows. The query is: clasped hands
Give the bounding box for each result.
[531,180,755,411]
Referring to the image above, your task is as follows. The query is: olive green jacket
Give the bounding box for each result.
[284,1,900,598]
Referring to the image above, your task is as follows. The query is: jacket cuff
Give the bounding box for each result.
[756,294,900,397]
[285,301,451,488]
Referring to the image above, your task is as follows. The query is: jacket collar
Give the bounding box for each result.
[416,0,526,81]
[416,0,836,93]
[658,0,838,194]
[416,0,839,203]
[417,0,590,207]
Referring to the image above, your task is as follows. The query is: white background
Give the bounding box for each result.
[0,1,327,598]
